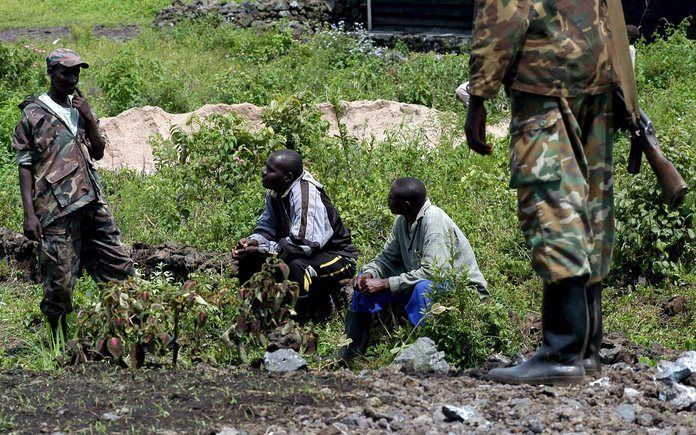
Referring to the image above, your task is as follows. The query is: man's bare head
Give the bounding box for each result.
[626,25,640,44]
[388,177,427,220]
[262,149,304,193]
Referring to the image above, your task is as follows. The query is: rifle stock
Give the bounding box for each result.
[614,89,688,208]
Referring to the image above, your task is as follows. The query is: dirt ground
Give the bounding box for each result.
[0,25,139,43]
[1,361,694,434]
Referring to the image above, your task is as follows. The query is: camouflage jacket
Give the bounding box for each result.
[12,96,104,227]
[468,0,615,98]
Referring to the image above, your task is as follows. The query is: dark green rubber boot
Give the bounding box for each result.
[583,282,603,374]
[488,277,589,385]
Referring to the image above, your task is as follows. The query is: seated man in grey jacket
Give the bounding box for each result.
[233,149,358,322]
[341,177,488,361]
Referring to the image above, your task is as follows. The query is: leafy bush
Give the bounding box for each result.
[151,113,282,225]
[222,257,314,363]
[75,273,241,367]
[94,45,162,114]
[261,93,329,151]
[611,24,696,284]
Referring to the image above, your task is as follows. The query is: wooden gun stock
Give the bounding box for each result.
[614,90,688,208]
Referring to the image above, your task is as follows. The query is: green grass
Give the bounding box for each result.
[0,0,173,30]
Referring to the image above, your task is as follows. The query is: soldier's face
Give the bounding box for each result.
[49,65,80,95]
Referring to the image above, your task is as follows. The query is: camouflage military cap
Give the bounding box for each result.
[46,48,89,69]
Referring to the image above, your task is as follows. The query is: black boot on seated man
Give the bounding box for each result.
[583,281,603,374]
[338,310,371,364]
[488,277,589,385]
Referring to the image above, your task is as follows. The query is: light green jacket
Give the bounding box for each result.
[362,199,488,296]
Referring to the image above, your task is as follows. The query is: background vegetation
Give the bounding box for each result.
[0,6,694,370]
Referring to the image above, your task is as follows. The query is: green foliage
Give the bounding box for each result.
[261,94,329,151]
[75,273,240,367]
[222,257,311,363]
[611,24,696,284]
[420,277,521,367]
[0,43,47,100]
[94,45,163,114]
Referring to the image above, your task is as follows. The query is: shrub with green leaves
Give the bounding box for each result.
[222,257,311,363]
[418,272,521,368]
[611,24,696,284]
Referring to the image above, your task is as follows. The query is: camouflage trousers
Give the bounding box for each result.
[509,90,615,285]
[39,201,134,320]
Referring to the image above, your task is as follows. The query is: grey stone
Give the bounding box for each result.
[279,10,291,17]
[525,415,544,434]
[611,362,631,370]
[273,0,289,11]
[289,1,299,8]
[442,404,479,422]
[101,412,121,422]
[509,398,532,409]
[590,377,611,388]
[656,351,696,384]
[637,412,654,427]
[659,382,696,411]
[624,387,641,400]
[263,349,307,372]
[431,407,447,424]
[486,352,511,368]
[615,404,636,423]
[392,337,451,374]
[216,427,242,435]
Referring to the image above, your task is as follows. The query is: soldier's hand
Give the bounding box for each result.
[23,215,42,241]
[465,95,493,155]
[72,88,95,123]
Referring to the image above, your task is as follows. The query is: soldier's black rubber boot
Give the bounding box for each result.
[583,282,603,375]
[488,277,589,385]
[338,310,371,364]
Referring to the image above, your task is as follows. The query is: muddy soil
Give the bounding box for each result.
[0,25,139,43]
[1,362,694,434]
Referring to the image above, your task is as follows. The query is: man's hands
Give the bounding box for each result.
[464,95,493,155]
[72,88,96,124]
[352,273,390,295]
[23,214,42,241]
[232,238,259,259]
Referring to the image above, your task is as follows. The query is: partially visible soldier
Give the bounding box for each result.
[465,1,616,384]
[12,49,134,341]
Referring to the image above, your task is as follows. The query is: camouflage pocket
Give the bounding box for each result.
[509,111,563,188]
[45,160,90,208]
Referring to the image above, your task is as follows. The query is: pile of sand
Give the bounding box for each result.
[97,100,508,173]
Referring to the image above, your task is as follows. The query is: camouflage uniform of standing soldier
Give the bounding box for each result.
[465,1,617,384]
[12,49,134,340]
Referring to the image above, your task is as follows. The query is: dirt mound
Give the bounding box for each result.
[97,100,508,173]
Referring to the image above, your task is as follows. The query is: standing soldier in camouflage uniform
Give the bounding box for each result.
[12,49,134,341]
[465,1,616,384]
